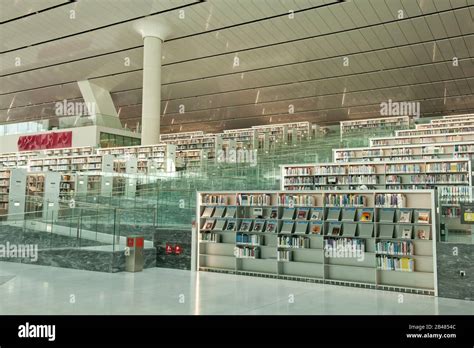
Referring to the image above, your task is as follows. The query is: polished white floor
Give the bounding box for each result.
[0,262,472,315]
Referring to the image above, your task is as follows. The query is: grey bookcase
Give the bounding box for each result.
[194,190,438,296]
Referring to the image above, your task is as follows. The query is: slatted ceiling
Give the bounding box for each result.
[0,0,66,22]
[1,1,473,129]
[0,0,190,51]
[440,11,463,36]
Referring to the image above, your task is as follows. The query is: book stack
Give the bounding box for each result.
[324,238,365,253]
[236,233,262,246]
[280,194,315,206]
[237,194,271,206]
[202,194,227,205]
[278,235,309,248]
[325,193,367,207]
[376,240,413,256]
[235,246,259,258]
[277,250,292,261]
[377,256,414,272]
[285,167,313,175]
[375,193,406,208]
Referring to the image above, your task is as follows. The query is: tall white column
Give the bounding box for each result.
[141,36,162,145]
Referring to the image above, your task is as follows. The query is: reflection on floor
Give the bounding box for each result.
[0,262,472,315]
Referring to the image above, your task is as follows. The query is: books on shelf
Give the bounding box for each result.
[359,209,373,222]
[226,219,237,231]
[270,208,278,219]
[417,211,430,224]
[376,240,413,256]
[203,219,215,231]
[265,220,277,233]
[310,208,324,220]
[278,235,309,248]
[253,219,265,232]
[237,193,271,206]
[236,233,262,245]
[328,223,342,236]
[398,209,412,223]
[251,207,263,218]
[277,250,292,261]
[325,193,366,207]
[324,238,365,253]
[200,232,219,243]
[310,221,323,235]
[203,194,227,205]
[377,255,414,272]
[239,219,253,232]
[416,228,430,240]
[296,207,310,220]
[375,193,406,208]
[234,246,259,258]
[280,194,315,206]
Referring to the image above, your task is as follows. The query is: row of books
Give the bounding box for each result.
[278,235,310,248]
[314,175,378,185]
[376,256,414,272]
[200,232,219,242]
[374,193,406,208]
[314,165,376,175]
[234,246,259,259]
[277,250,292,261]
[279,194,315,206]
[284,167,312,176]
[325,194,367,207]
[324,238,365,252]
[237,194,272,206]
[202,195,227,205]
[438,186,471,204]
[236,233,262,245]
[376,240,413,256]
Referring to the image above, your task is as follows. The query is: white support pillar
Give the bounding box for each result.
[141,36,162,145]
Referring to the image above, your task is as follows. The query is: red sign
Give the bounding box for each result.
[127,238,135,247]
[165,244,173,255]
[136,237,144,248]
[174,245,182,255]
[17,131,72,151]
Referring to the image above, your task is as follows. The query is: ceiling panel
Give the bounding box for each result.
[0,0,473,132]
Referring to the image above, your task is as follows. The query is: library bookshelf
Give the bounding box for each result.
[396,125,474,137]
[194,190,437,296]
[441,113,474,120]
[416,120,474,130]
[340,116,410,137]
[280,158,472,191]
[369,132,474,147]
[332,141,474,163]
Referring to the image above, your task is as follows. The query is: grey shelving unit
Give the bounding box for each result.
[194,190,438,296]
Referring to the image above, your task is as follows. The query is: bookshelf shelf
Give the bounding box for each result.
[195,190,437,296]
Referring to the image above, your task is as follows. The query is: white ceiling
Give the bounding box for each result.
[0,0,473,133]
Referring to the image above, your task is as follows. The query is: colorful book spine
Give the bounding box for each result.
[325,194,367,207]
[375,193,406,208]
